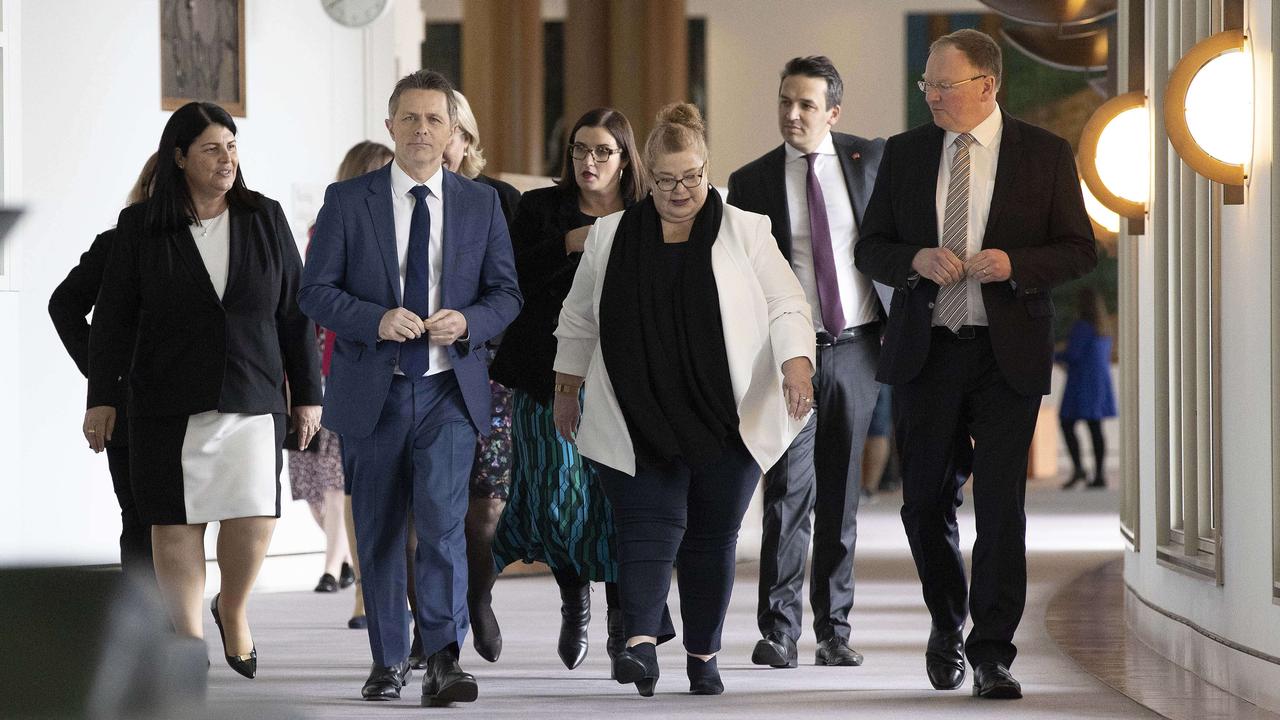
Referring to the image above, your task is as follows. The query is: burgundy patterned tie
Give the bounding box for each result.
[805,153,845,334]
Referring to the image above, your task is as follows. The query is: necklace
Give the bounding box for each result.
[195,208,228,239]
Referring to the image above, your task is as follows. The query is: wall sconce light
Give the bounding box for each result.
[1164,29,1251,188]
[1079,91,1149,220]
[1080,176,1120,248]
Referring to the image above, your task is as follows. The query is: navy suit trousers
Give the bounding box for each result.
[343,371,476,666]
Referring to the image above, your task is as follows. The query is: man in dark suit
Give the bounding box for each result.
[855,30,1096,699]
[727,56,886,669]
[298,70,521,707]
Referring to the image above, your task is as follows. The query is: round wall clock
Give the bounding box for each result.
[321,0,391,28]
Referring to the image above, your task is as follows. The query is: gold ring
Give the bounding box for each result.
[87,429,97,434]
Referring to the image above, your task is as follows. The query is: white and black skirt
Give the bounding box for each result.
[130,411,286,525]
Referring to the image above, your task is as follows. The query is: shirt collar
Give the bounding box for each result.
[784,130,836,161]
[390,158,444,200]
[945,103,1002,150]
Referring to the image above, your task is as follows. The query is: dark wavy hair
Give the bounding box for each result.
[556,107,649,205]
[144,101,257,235]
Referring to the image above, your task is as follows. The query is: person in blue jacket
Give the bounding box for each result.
[1057,287,1116,489]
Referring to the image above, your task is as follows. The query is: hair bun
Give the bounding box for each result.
[656,103,705,136]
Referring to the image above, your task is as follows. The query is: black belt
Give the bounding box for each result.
[816,321,882,348]
[932,325,988,341]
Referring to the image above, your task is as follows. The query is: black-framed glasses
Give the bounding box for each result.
[916,74,988,93]
[569,143,623,163]
[654,166,706,192]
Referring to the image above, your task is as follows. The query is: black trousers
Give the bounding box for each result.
[758,333,880,642]
[595,439,758,655]
[893,329,1040,668]
[106,445,153,579]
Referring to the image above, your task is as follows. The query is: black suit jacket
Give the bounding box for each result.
[88,196,323,418]
[854,112,1097,396]
[49,229,129,445]
[727,131,889,315]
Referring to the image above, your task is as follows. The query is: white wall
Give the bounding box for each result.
[1124,0,1280,711]
[688,0,983,178]
[0,0,415,567]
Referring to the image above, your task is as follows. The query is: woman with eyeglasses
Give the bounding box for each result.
[488,108,649,670]
[552,103,814,696]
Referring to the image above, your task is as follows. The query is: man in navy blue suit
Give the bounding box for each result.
[299,69,521,707]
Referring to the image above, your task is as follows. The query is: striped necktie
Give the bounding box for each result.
[935,133,975,332]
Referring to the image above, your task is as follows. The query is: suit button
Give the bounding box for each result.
[927,302,935,309]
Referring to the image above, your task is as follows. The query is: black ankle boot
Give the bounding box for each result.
[686,655,723,695]
[469,590,502,663]
[614,642,658,697]
[605,608,625,677]
[557,582,591,669]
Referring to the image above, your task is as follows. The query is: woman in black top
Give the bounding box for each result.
[83,102,322,680]
[49,153,157,580]
[488,108,649,671]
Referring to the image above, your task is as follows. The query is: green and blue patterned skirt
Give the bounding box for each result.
[491,389,618,582]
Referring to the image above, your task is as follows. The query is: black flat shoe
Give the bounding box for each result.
[314,573,339,593]
[686,655,723,695]
[421,650,478,707]
[973,661,1022,699]
[338,562,356,589]
[925,626,965,690]
[815,636,864,666]
[613,642,658,697]
[751,631,797,668]
[210,593,257,679]
[347,614,367,629]
[557,582,590,669]
[362,659,411,701]
[469,593,503,663]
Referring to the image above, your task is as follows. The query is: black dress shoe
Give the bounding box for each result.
[210,593,257,679]
[470,593,503,663]
[751,631,797,668]
[686,655,723,695]
[314,573,339,593]
[361,659,411,701]
[613,642,659,697]
[925,626,965,690]
[347,614,367,630]
[605,608,625,678]
[557,582,591,669]
[815,636,864,666]
[338,562,356,589]
[972,661,1022,699]
[408,632,427,670]
[421,650,478,707]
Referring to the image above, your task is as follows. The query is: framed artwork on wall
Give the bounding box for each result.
[160,0,246,117]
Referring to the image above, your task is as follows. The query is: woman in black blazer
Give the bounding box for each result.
[440,90,521,663]
[487,108,649,671]
[83,102,322,680]
[49,154,157,580]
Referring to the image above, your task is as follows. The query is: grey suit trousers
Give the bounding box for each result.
[758,333,880,642]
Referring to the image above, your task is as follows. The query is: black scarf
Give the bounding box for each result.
[598,188,739,469]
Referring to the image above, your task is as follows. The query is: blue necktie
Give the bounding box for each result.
[400,185,431,377]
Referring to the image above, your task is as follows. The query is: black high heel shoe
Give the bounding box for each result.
[686,655,723,695]
[613,642,658,697]
[210,593,257,679]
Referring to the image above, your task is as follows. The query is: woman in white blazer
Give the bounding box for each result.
[550,103,815,697]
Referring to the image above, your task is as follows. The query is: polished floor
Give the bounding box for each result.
[194,480,1256,718]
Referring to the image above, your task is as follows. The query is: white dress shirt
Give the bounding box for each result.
[933,104,1003,327]
[389,159,451,375]
[784,132,880,332]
